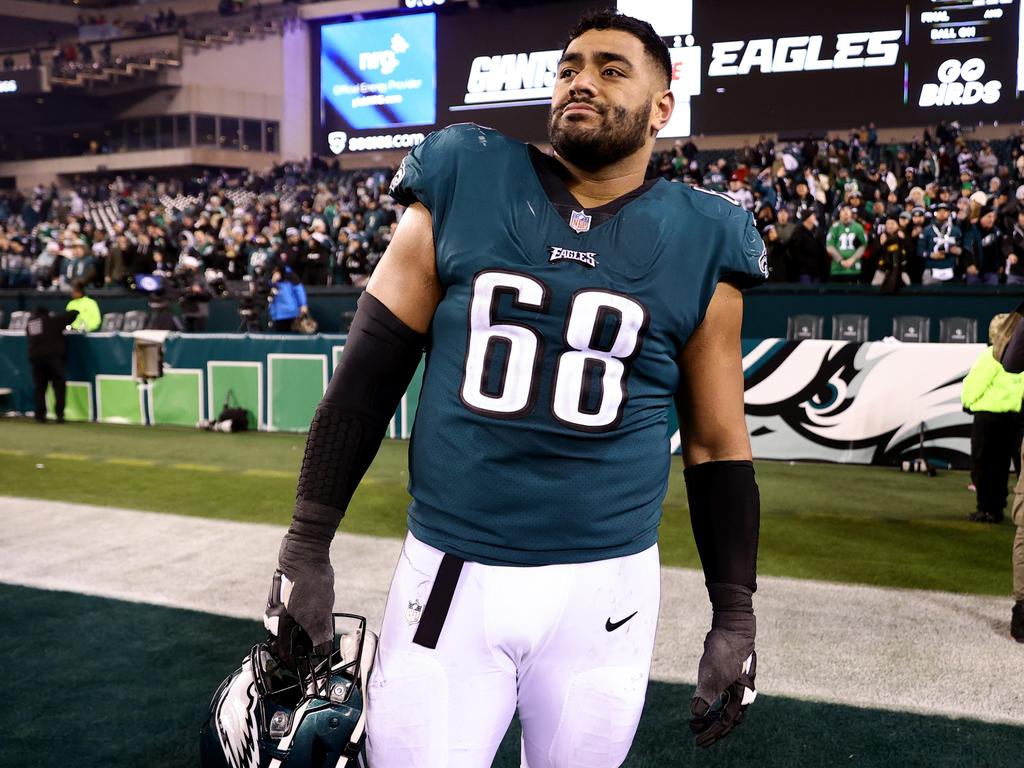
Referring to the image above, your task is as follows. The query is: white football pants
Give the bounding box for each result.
[365,532,660,768]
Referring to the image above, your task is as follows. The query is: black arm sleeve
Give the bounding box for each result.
[288,292,426,541]
[1000,307,1024,374]
[684,460,760,592]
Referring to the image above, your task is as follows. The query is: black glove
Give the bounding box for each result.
[264,510,338,669]
[689,583,758,748]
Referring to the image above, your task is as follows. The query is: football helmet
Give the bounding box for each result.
[200,613,377,768]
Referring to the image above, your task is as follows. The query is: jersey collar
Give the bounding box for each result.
[527,145,660,233]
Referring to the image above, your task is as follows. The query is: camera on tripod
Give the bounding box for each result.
[236,275,269,332]
[133,271,183,331]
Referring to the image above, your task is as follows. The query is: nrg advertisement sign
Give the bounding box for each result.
[320,13,436,134]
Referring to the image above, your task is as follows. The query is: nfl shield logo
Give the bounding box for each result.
[569,209,592,233]
[406,599,423,625]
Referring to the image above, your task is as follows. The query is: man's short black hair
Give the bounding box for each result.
[564,10,671,89]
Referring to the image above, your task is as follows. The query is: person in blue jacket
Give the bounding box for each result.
[268,265,308,332]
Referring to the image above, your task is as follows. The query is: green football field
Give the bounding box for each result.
[1,419,1021,768]
[0,419,1012,595]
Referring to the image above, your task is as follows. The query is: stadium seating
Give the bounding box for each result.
[832,314,870,342]
[122,311,147,333]
[100,312,125,332]
[7,311,30,331]
[939,317,978,344]
[892,315,931,343]
[786,314,824,340]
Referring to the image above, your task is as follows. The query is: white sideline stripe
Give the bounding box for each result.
[0,496,1021,727]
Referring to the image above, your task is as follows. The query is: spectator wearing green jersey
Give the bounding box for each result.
[826,205,867,281]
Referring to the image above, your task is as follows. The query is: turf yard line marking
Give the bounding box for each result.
[42,452,90,461]
[0,495,1022,728]
[171,463,224,473]
[105,457,157,467]
[0,449,26,456]
[241,468,294,479]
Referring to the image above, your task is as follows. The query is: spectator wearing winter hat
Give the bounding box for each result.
[978,143,999,180]
[33,241,60,290]
[762,224,790,282]
[905,185,927,210]
[896,167,918,202]
[726,173,754,210]
[774,206,798,247]
[936,186,955,210]
[791,179,819,221]
[870,215,910,288]
[1005,209,1024,286]
[303,218,333,286]
[58,241,95,291]
[964,205,1005,285]
[919,202,963,284]
[104,233,133,288]
[790,208,828,283]
[955,195,975,231]
[0,230,31,289]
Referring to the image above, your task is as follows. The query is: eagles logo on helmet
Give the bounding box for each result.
[200,614,377,768]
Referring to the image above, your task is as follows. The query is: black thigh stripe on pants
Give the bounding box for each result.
[412,553,465,649]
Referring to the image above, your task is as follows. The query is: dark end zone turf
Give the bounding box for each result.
[2,584,1020,768]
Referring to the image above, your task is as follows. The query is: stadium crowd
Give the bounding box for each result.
[1,123,1024,305]
[0,159,397,297]
[650,122,1024,287]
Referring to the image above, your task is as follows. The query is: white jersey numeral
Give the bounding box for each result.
[552,290,647,430]
[461,270,548,417]
[460,271,648,432]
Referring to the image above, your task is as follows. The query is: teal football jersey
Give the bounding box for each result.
[389,124,766,566]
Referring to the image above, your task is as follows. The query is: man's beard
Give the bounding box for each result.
[548,99,650,173]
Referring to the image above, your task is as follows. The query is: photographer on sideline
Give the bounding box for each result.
[267,265,308,333]
[177,256,212,333]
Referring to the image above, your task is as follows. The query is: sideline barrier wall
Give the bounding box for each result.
[0,333,982,468]
[1,284,1016,340]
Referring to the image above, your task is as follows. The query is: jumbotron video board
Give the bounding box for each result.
[313,0,1024,154]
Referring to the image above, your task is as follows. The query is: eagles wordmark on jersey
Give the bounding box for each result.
[389,123,766,567]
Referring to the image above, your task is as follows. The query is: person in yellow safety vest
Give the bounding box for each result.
[961,313,1024,525]
[64,281,101,332]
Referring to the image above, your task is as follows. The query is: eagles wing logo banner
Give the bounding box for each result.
[738,339,983,467]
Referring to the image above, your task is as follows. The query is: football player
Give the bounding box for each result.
[265,10,763,766]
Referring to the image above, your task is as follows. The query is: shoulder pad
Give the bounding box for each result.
[682,184,745,220]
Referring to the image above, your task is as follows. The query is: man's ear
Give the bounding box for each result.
[651,88,674,134]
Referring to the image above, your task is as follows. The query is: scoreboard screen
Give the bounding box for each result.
[313,0,1024,154]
